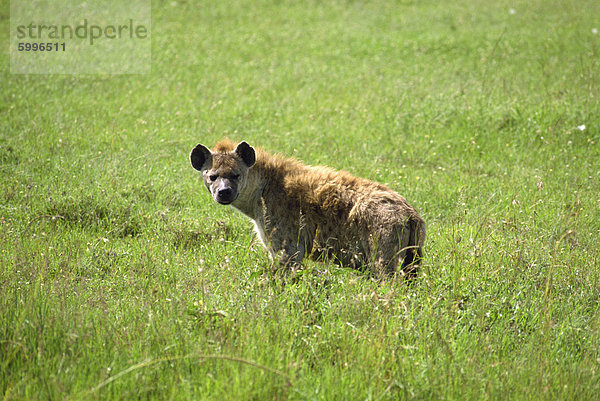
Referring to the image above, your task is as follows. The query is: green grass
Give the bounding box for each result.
[1,0,600,399]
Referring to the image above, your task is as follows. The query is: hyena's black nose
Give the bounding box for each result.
[218,188,233,199]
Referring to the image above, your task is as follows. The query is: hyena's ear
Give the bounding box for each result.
[234,141,256,167]
[190,144,213,171]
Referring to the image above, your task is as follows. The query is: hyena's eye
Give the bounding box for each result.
[209,174,218,181]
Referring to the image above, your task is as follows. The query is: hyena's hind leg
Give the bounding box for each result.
[368,229,406,278]
[371,218,425,279]
[399,217,426,277]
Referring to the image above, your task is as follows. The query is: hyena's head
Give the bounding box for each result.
[190,140,256,205]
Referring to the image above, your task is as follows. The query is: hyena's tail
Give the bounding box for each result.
[401,217,425,275]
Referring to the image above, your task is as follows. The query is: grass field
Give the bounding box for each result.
[2,0,600,399]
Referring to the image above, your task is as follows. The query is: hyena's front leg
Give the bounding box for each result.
[274,238,306,268]
[267,225,307,268]
[281,243,305,268]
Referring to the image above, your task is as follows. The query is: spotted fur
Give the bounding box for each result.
[191,139,425,277]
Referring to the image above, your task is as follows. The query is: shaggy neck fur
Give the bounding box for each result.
[230,147,304,220]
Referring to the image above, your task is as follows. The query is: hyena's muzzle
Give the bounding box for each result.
[207,176,238,205]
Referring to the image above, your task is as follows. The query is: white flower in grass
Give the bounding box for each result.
[577,124,586,131]
[509,8,516,15]
[593,28,598,35]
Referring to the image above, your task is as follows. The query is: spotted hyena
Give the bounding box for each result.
[190,139,425,277]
